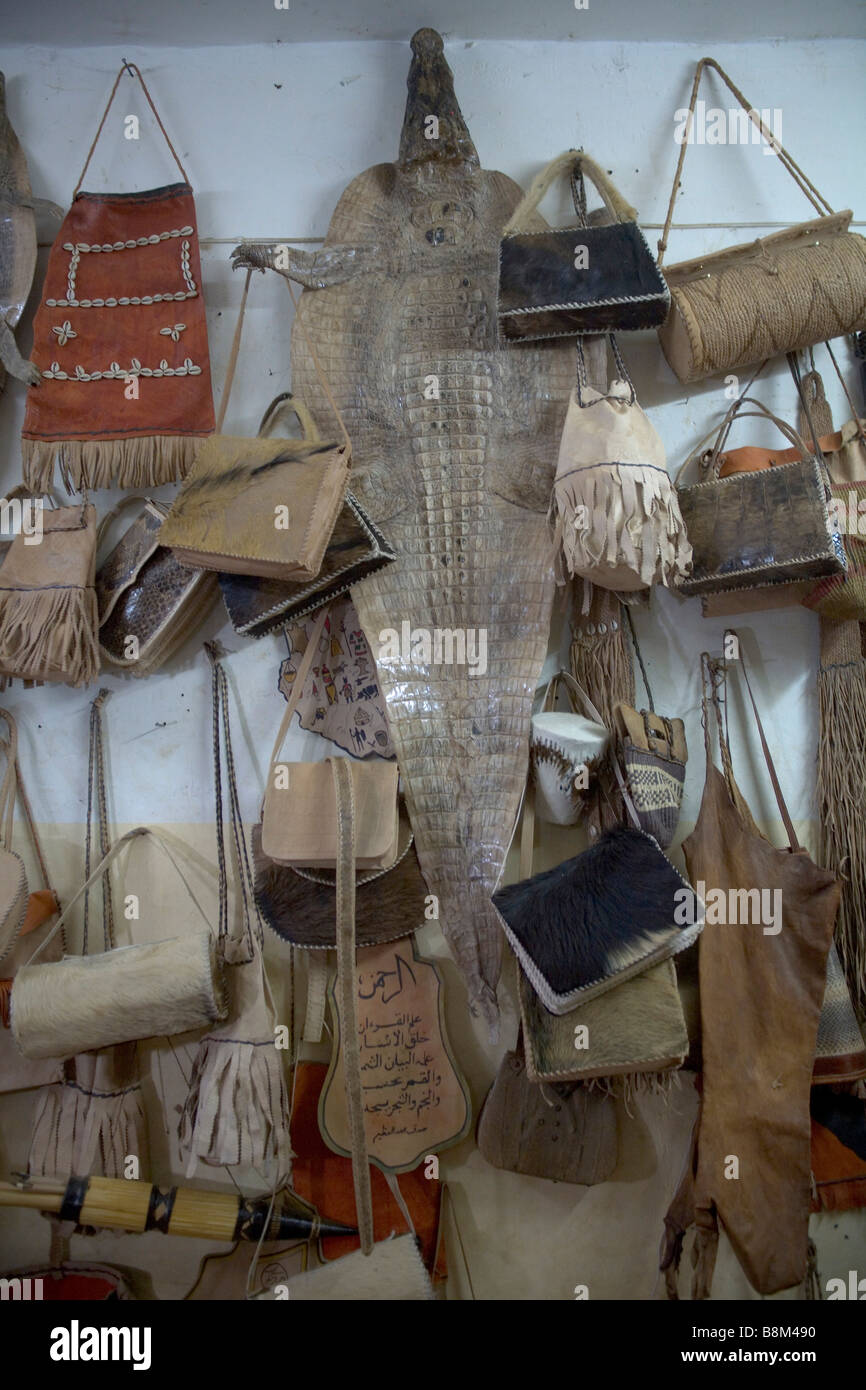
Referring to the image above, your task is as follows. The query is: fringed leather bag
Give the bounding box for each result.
[657,58,866,383]
[498,151,669,342]
[160,275,350,581]
[96,496,217,676]
[519,959,689,1089]
[219,394,395,638]
[494,766,702,1016]
[178,651,292,1180]
[553,337,691,592]
[0,496,99,687]
[21,63,214,492]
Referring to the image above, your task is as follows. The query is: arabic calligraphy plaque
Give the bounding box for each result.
[319,935,471,1173]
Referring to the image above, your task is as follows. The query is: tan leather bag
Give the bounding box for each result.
[260,606,399,870]
[160,272,351,580]
[657,59,866,383]
[0,498,98,687]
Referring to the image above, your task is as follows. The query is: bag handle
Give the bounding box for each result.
[716,633,801,854]
[0,710,20,852]
[217,270,352,456]
[95,494,157,555]
[575,335,636,408]
[675,389,813,483]
[73,61,190,198]
[267,604,332,773]
[331,755,374,1255]
[502,149,637,235]
[22,825,219,967]
[208,649,262,964]
[257,392,321,443]
[83,689,113,954]
[657,56,833,267]
[541,670,606,727]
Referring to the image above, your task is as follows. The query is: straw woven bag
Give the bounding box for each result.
[657,58,866,383]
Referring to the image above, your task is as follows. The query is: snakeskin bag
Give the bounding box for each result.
[96,498,217,677]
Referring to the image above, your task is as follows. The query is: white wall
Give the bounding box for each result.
[0,32,864,1299]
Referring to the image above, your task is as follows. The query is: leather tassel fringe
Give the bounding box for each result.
[554,464,692,590]
[27,1046,148,1180]
[0,585,99,688]
[177,1032,293,1179]
[22,435,200,495]
[584,1068,681,1107]
[817,618,866,1019]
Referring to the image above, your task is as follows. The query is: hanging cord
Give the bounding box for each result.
[83,690,113,955]
[624,608,655,710]
[206,644,261,962]
[575,334,636,407]
[73,60,189,197]
[658,56,832,265]
[822,341,866,448]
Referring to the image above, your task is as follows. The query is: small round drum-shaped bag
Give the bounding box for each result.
[529,671,609,826]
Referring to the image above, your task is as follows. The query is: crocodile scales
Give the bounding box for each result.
[235,30,603,1030]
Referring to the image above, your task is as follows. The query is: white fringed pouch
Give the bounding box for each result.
[553,336,692,592]
[12,826,227,1060]
[178,649,293,1181]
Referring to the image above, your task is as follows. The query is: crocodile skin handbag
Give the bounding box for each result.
[96,499,217,676]
[674,392,844,598]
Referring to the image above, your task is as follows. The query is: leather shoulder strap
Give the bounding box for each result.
[725,631,801,853]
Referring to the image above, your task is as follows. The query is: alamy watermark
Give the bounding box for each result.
[673,101,782,156]
[378,621,487,676]
[675,881,782,935]
[0,496,44,545]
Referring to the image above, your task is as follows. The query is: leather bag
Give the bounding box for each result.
[520,958,689,1086]
[657,58,866,383]
[498,150,669,342]
[219,393,395,637]
[260,608,399,871]
[96,497,217,676]
[0,498,99,687]
[529,670,608,826]
[11,827,228,1060]
[476,1039,619,1184]
[674,390,844,598]
[159,272,351,580]
[554,336,692,591]
[494,762,702,1015]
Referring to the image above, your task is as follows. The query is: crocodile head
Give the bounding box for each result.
[399,29,479,172]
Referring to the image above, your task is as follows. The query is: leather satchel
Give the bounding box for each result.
[96,498,217,676]
[657,58,866,383]
[260,607,399,871]
[498,150,669,342]
[159,273,351,581]
[476,1040,619,1185]
[674,392,844,598]
[253,802,425,950]
[219,394,395,637]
